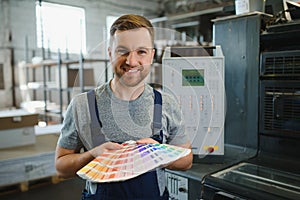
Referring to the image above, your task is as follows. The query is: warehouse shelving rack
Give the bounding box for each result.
[24,49,109,123]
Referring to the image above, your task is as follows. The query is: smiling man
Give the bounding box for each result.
[55,14,192,200]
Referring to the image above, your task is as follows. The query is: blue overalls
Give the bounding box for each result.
[81,89,169,200]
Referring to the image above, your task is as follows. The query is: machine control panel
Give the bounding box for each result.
[163,46,225,156]
[166,171,188,200]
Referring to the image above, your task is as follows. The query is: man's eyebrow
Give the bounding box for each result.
[115,45,128,49]
[115,46,152,50]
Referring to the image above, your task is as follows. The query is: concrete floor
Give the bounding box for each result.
[0,178,85,200]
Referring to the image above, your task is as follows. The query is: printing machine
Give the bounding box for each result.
[163,8,300,200]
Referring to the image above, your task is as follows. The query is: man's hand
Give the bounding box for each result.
[164,143,193,170]
[89,142,123,158]
[136,138,159,144]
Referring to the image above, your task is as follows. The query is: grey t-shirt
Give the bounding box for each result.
[57,82,189,195]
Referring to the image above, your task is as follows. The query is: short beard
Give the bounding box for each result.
[114,64,148,87]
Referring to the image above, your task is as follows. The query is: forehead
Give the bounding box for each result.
[112,28,153,49]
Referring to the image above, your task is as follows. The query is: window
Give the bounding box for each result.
[36,2,86,54]
[106,15,118,40]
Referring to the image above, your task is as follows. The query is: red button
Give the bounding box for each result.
[207,147,214,153]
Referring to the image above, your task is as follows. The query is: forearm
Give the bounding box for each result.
[55,150,94,179]
[55,142,123,179]
[165,151,193,171]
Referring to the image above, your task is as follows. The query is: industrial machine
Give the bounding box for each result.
[202,12,300,200]
[163,10,300,199]
[162,46,225,156]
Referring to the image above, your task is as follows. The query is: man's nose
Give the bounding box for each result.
[125,51,140,66]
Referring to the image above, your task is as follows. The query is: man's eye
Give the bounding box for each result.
[137,49,148,55]
[117,49,129,56]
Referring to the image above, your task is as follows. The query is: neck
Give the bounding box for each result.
[110,79,145,101]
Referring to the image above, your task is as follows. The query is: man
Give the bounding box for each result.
[55,14,193,200]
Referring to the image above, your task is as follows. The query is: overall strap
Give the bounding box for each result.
[87,89,102,127]
[87,89,105,147]
[152,89,163,144]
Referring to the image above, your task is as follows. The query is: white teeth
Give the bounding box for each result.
[128,69,138,72]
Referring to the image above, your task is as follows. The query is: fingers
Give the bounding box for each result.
[104,142,123,150]
[90,142,122,158]
[136,138,159,144]
[91,139,158,158]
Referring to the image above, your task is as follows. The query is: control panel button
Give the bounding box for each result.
[207,147,214,153]
[179,187,188,193]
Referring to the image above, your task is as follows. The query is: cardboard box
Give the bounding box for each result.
[0,109,38,130]
[57,68,95,88]
[68,68,95,87]
[0,127,36,149]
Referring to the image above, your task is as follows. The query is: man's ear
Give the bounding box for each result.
[151,48,155,64]
[108,47,112,60]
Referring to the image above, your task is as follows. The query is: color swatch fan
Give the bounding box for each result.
[77,141,191,183]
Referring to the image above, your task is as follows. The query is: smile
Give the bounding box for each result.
[122,66,142,73]
[128,69,138,73]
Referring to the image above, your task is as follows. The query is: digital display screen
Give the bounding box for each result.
[182,69,204,86]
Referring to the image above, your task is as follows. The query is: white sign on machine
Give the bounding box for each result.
[162,46,225,156]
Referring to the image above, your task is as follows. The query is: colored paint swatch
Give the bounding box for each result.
[77,140,191,182]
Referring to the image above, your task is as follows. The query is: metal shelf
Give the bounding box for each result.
[24,49,109,123]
